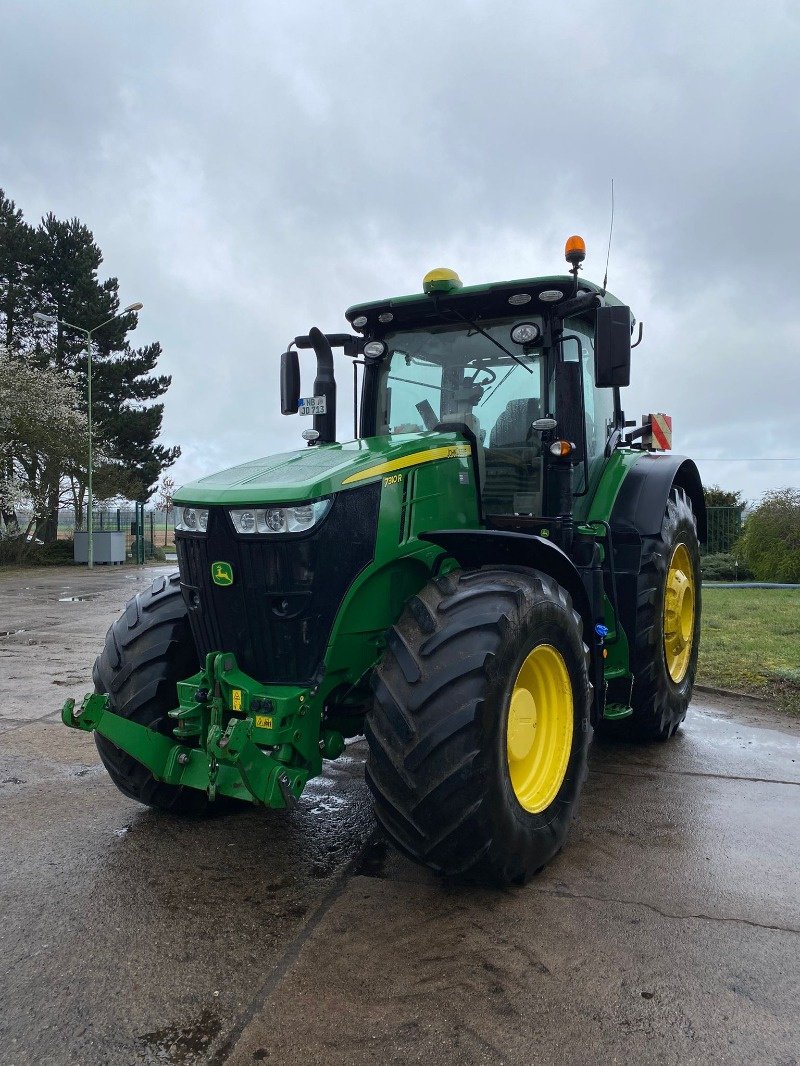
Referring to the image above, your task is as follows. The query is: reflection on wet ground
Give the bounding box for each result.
[1,565,798,1063]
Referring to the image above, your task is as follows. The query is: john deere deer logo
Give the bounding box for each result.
[211,561,234,587]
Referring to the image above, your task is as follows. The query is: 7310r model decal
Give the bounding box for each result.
[342,444,471,485]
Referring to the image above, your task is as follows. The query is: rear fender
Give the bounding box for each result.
[607,454,705,712]
[610,454,706,542]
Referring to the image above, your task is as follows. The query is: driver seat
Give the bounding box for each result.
[484,398,542,514]
[436,410,486,490]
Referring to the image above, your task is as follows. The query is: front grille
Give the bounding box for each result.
[176,483,381,684]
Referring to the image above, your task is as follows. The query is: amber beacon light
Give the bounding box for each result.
[564,235,586,268]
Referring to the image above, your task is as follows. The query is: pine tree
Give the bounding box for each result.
[0,196,180,541]
[0,190,37,532]
[91,340,180,505]
[0,190,37,356]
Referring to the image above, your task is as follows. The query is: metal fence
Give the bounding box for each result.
[51,502,744,563]
[705,505,744,555]
[57,506,176,562]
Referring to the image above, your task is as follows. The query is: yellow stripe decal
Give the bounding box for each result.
[341,444,471,485]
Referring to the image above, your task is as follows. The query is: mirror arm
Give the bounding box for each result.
[295,333,362,355]
[631,322,644,348]
[624,419,650,444]
[556,292,600,319]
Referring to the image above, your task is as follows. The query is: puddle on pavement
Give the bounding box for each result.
[354,835,389,878]
[138,1007,222,1063]
[0,630,26,637]
[58,595,98,603]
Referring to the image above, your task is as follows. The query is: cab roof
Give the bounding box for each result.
[345,274,627,333]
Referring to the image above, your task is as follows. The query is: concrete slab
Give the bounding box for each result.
[223,703,800,1065]
[0,722,374,1066]
[0,565,172,723]
[0,565,798,1064]
[226,876,799,1066]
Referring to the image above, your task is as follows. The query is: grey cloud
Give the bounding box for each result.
[1,0,798,503]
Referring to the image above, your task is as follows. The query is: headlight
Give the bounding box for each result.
[175,507,209,532]
[229,499,332,535]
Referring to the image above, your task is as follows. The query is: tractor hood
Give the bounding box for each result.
[173,430,470,506]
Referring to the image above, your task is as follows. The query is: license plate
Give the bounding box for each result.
[298,396,327,416]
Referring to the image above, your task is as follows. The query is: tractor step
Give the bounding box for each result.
[603,702,634,721]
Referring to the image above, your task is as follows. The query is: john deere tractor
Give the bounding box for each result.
[63,237,704,885]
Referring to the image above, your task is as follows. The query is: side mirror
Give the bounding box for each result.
[594,305,631,388]
[280,350,300,414]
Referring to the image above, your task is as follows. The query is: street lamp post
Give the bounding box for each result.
[33,302,143,567]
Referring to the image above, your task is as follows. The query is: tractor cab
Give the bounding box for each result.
[348,274,627,527]
[281,243,633,542]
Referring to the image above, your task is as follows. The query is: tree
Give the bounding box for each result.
[0,349,89,540]
[703,484,746,508]
[739,488,800,582]
[703,484,746,554]
[0,192,180,541]
[89,340,180,507]
[156,475,176,547]
[0,191,37,533]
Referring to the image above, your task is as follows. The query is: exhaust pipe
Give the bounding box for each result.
[308,326,336,444]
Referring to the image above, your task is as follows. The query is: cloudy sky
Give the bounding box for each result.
[2,0,798,503]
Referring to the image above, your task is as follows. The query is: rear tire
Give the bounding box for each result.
[624,486,702,741]
[93,571,213,814]
[366,567,592,885]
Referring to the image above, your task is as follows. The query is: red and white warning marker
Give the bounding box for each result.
[644,412,672,451]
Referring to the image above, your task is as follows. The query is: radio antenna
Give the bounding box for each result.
[601,178,614,296]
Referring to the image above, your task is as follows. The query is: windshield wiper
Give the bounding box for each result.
[446,307,533,374]
[479,362,519,406]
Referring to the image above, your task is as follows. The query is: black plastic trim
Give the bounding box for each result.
[610,453,706,543]
[419,529,593,640]
[176,483,381,685]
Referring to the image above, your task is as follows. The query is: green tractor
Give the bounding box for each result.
[63,237,704,885]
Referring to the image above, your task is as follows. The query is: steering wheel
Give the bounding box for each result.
[468,367,496,388]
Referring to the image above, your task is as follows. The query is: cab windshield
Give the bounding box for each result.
[376,319,547,515]
[377,320,545,439]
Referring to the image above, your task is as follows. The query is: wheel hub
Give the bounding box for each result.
[507,688,537,762]
[663,543,696,683]
[506,644,573,813]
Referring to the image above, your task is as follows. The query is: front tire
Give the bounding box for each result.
[93,572,212,814]
[366,567,592,885]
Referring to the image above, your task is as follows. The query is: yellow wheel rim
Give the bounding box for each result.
[506,644,573,813]
[663,542,696,683]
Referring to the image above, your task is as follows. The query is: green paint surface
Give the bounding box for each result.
[173,430,471,506]
[65,272,668,806]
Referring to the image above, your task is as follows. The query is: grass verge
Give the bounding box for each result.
[699,587,800,714]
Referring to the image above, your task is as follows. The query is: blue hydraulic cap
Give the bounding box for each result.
[595,624,609,639]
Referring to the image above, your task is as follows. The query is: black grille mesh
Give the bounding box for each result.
[176,483,380,684]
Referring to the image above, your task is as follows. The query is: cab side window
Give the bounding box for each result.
[562,315,614,485]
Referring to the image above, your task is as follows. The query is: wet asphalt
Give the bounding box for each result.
[0,565,798,1065]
